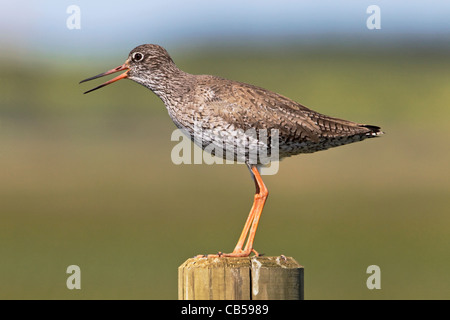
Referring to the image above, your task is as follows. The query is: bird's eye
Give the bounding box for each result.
[132,52,144,62]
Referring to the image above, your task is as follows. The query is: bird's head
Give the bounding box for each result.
[80,44,175,94]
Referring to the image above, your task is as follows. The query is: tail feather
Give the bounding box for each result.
[361,124,384,137]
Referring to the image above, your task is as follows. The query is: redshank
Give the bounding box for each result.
[80,44,383,257]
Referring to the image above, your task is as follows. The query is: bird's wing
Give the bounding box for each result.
[196,78,322,142]
[196,76,383,141]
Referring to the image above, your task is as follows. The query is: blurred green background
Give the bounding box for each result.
[1,1,449,299]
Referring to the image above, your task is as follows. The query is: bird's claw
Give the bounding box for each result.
[193,249,262,258]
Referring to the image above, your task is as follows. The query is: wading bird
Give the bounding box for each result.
[81,44,383,257]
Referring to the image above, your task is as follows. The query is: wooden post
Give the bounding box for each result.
[178,256,304,300]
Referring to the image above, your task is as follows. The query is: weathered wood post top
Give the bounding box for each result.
[178,256,304,300]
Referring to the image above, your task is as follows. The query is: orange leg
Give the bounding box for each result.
[241,166,268,255]
[196,165,268,258]
[231,195,256,253]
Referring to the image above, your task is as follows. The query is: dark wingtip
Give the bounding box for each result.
[362,125,384,137]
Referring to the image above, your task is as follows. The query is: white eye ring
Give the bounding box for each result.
[132,52,144,62]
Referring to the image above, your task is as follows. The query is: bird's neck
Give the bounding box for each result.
[131,64,195,107]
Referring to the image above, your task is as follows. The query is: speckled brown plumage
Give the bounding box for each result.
[82,44,383,162]
[119,44,383,162]
[80,44,384,258]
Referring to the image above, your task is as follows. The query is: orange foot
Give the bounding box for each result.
[194,249,262,258]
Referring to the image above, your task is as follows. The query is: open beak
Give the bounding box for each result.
[80,61,130,94]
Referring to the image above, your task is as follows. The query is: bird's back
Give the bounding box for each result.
[166,74,382,160]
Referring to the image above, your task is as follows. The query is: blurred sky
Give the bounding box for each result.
[1,0,449,59]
